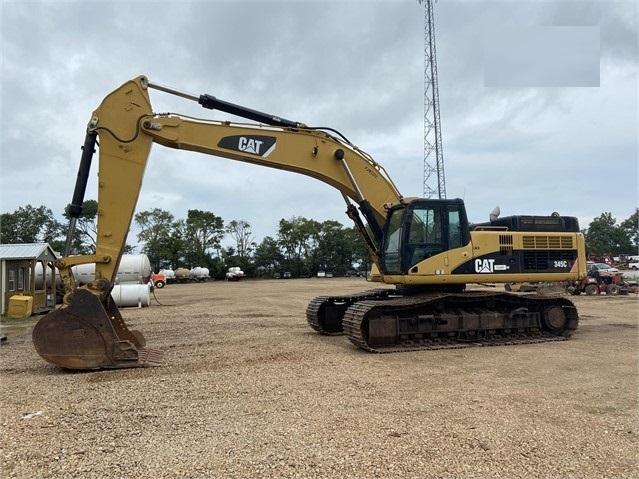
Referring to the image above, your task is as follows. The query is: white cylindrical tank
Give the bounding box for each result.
[190,267,210,280]
[73,254,152,285]
[34,263,61,289]
[160,269,175,280]
[72,263,98,285]
[111,283,151,308]
[35,254,152,288]
[225,267,245,281]
[110,254,152,284]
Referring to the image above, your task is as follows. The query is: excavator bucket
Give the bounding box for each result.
[32,289,163,370]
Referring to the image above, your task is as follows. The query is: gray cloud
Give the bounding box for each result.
[1,0,636,249]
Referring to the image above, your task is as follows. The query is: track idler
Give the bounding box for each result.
[32,288,163,370]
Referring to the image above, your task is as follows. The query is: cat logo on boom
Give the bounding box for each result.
[238,137,263,155]
[217,135,276,158]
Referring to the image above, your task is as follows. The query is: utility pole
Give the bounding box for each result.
[419,0,446,199]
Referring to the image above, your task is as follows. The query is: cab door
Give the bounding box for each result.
[381,199,470,274]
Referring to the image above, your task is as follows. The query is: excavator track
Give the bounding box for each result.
[306,288,398,335]
[316,290,578,353]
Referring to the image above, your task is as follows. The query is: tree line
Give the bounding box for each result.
[583,210,638,260]
[0,201,370,279]
[1,202,637,278]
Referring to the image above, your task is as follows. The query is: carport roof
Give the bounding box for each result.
[0,243,58,261]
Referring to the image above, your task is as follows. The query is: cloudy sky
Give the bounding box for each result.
[1,0,637,250]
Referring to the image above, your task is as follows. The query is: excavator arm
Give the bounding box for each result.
[32,75,403,369]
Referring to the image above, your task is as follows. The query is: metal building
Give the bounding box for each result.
[0,243,58,316]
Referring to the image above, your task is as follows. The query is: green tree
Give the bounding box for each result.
[226,220,256,258]
[0,205,63,247]
[183,209,225,267]
[203,252,227,280]
[311,220,357,275]
[277,217,320,276]
[135,208,177,271]
[164,219,187,269]
[584,212,634,256]
[253,236,284,276]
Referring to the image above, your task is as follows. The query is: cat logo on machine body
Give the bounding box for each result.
[474,258,510,273]
[218,135,277,157]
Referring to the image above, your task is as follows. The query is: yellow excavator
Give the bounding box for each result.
[32,76,586,369]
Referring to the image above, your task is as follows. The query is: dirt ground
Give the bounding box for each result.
[1,278,637,479]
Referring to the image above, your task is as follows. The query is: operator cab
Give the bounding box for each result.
[381,198,470,274]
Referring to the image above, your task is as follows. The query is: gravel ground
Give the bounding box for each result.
[1,278,637,478]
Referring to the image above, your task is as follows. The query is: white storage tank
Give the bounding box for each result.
[111,254,152,284]
[190,267,210,281]
[71,255,152,285]
[34,254,152,288]
[34,263,61,289]
[160,269,176,282]
[111,283,151,308]
[225,267,245,281]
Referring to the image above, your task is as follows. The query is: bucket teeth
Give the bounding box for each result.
[137,348,164,367]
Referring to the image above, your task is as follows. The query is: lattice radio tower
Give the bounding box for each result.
[419,0,446,199]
